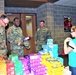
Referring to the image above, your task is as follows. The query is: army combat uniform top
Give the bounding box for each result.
[35,27,52,52]
[0,25,7,56]
[7,25,30,57]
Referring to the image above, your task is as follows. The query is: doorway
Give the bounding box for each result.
[6,13,36,55]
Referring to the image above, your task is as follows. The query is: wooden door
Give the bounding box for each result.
[6,13,36,55]
[21,14,36,55]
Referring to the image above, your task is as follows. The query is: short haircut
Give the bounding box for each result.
[40,20,45,23]
[0,14,9,19]
[13,17,19,22]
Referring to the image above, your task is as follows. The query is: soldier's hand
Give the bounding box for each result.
[20,42,24,46]
[0,55,7,59]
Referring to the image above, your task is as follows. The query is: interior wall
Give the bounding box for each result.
[36,3,76,55]
[53,4,76,54]
[0,0,4,15]
[5,2,76,55]
[36,3,55,41]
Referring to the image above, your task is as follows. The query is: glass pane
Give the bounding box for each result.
[26,16,33,37]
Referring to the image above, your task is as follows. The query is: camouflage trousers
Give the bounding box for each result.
[11,49,24,57]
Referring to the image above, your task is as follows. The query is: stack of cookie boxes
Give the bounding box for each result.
[0,58,6,75]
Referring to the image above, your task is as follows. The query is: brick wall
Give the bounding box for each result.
[53,5,76,54]
[0,0,4,15]
[5,3,76,55]
[36,3,76,54]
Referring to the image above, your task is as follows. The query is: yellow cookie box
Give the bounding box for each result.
[0,58,5,63]
[47,70,64,75]
[0,73,6,75]
[41,53,52,59]
[41,57,64,75]
[0,59,6,75]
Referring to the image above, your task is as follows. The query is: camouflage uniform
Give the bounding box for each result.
[35,27,52,52]
[7,25,30,57]
[0,26,7,56]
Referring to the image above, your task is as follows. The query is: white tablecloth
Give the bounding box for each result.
[63,66,71,75]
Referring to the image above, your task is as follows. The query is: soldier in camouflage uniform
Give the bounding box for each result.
[0,14,9,57]
[7,17,30,57]
[35,20,52,52]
